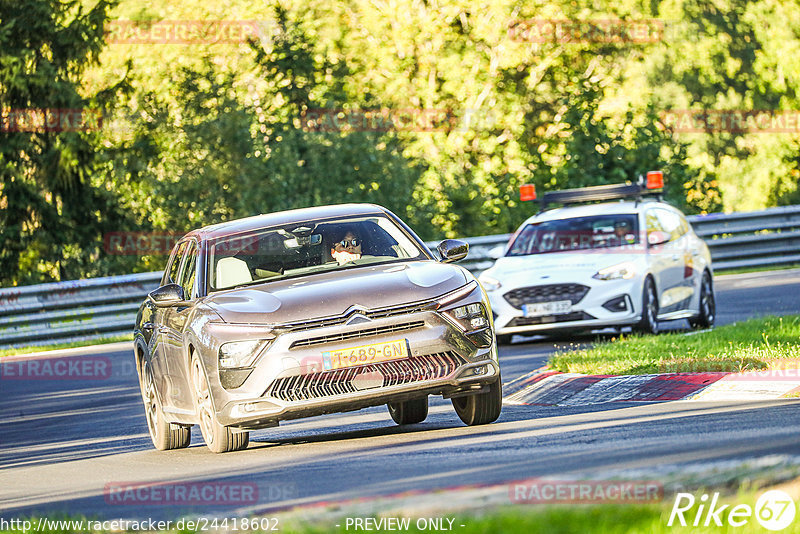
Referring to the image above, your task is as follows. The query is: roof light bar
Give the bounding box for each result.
[528,171,664,210]
[646,170,664,189]
[519,184,537,201]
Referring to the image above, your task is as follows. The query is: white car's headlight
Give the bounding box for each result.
[479,276,502,291]
[219,340,266,369]
[593,262,637,281]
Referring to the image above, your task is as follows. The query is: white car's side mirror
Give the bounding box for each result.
[488,245,505,259]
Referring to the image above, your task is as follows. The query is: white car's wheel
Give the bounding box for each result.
[635,277,659,335]
[689,271,715,329]
[495,333,512,345]
[191,353,249,453]
[140,360,190,450]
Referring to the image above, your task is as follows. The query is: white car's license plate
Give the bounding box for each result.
[522,300,572,317]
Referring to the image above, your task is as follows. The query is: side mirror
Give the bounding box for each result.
[647,231,670,247]
[437,239,469,263]
[148,283,185,307]
[487,245,505,260]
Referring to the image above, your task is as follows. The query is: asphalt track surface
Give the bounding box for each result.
[1,269,799,522]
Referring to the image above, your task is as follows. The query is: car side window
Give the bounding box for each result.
[645,210,663,235]
[678,213,691,236]
[178,242,199,300]
[655,209,683,242]
[166,241,188,284]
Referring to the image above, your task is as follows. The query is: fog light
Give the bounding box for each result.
[602,295,629,312]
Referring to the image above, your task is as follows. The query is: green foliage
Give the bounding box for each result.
[0,0,128,285]
[1,0,797,284]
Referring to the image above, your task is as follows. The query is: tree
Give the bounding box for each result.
[0,0,126,285]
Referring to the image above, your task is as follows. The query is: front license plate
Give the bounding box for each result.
[322,339,409,371]
[522,300,572,317]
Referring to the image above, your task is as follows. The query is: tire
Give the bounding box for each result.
[139,360,190,450]
[387,397,429,425]
[495,333,512,345]
[191,353,249,453]
[689,271,715,329]
[452,375,503,426]
[635,277,659,335]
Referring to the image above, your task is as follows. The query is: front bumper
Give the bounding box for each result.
[207,298,499,428]
[489,277,644,335]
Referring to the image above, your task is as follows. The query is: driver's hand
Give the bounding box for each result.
[333,251,361,265]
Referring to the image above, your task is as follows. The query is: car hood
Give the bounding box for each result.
[485,252,644,282]
[203,260,470,324]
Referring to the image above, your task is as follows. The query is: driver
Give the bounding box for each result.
[614,220,634,244]
[331,230,362,265]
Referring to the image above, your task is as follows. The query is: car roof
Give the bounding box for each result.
[184,203,390,240]
[519,198,678,225]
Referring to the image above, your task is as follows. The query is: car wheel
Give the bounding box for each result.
[495,333,512,345]
[190,353,249,453]
[635,277,659,335]
[387,397,428,425]
[140,360,190,450]
[689,271,715,329]
[452,375,503,426]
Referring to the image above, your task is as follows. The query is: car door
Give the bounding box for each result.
[673,210,702,309]
[149,240,188,396]
[161,239,200,413]
[652,208,692,312]
[645,208,680,313]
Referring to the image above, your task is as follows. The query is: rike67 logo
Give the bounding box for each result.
[668,490,796,531]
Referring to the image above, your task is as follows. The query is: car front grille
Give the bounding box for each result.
[506,311,596,327]
[266,351,465,402]
[276,300,436,333]
[503,284,590,309]
[290,321,425,349]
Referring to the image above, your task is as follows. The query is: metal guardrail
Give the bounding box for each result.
[2,205,799,349]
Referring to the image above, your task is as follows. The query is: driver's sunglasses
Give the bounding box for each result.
[337,238,361,248]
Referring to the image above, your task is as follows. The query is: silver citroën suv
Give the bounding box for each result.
[134,204,502,452]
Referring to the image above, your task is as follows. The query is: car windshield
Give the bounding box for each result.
[208,215,426,291]
[507,214,640,256]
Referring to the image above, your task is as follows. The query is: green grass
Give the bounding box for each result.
[0,334,132,358]
[549,315,800,375]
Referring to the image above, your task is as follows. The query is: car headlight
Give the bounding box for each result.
[448,302,490,330]
[479,276,502,291]
[219,340,266,369]
[593,261,637,281]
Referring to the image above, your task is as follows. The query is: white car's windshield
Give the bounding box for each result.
[507,214,640,256]
[209,215,426,291]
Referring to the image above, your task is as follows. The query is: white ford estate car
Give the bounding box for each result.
[479,174,715,343]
